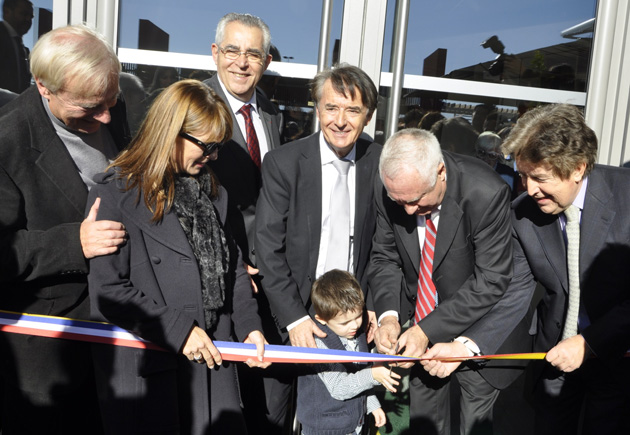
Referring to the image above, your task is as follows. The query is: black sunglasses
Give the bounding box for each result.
[179,132,223,157]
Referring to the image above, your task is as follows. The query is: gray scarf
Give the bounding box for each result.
[172,171,229,329]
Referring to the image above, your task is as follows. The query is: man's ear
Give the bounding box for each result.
[572,162,587,183]
[437,162,446,181]
[211,43,220,64]
[35,78,51,99]
[314,314,327,326]
[262,53,272,71]
[364,111,373,127]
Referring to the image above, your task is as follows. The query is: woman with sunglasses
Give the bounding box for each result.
[87,79,269,435]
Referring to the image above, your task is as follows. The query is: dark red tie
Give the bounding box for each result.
[238,104,261,169]
[415,216,437,324]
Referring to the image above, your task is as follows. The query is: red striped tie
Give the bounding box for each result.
[415,216,437,324]
[238,104,261,169]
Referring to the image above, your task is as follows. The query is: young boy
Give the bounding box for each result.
[297,270,401,435]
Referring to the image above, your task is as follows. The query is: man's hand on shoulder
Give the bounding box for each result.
[288,318,326,348]
[81,198,127,259]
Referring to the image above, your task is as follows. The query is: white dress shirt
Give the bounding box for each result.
[287,133,358,331]
[217,78,270,158]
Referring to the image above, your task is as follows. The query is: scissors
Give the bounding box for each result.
[389,342,400,377]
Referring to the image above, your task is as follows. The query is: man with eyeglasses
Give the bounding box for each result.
[0,24,130,434]
[204,12,286,435]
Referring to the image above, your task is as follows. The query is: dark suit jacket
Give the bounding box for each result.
[0,22,30,93]
[204,74,282,267]
[0,86,130,400]
[255,133,382,330]
[368,151,525,388]
[507,165,630,358]
[87,170,260,435]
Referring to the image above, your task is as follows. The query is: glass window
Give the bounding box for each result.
[382,0,597,92]
[118,0,342,65]
[118,1,344,139]
[23,0,53,50]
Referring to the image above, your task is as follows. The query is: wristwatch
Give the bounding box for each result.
[453,337,482,357]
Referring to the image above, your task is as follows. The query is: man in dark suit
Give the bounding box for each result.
[256,64,381,349]
[498,104,630,434]
[0,24,129,434]
[369,128,520,434]
[204,13,282,272]
[0,0,32,93]
[203,13,286,434]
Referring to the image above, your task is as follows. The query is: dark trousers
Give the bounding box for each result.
[0,334,103,435]
[533,358,630,435]
[240,289,295,435]
[410,364,499,435]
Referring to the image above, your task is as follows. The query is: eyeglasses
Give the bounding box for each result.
[179,132,223,157]
[219,46,266,64]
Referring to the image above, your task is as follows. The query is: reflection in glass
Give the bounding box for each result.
[22,0,52,50]
[120,63,315,143]
[382,0,596,92]
[118,0,343,66]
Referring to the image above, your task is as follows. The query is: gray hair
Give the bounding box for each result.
[30,24,120,95]
[215,13,271,55]
[311,63,378,118]
[380,128,444,187]
[475,131,502,152]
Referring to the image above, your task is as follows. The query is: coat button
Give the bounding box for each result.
[151,256,161,264]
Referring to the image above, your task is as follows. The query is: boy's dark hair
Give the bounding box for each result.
[311,269,364,321]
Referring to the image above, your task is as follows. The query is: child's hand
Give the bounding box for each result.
[371,364,401,393]
[372,407,386,427]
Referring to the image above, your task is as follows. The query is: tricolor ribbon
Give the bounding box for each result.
[0,310,548,363]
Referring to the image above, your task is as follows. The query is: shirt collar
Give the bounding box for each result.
[216,76,258,115]
[318,131,356,164]
[573,176,588,211]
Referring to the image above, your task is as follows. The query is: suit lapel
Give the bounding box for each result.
[35,138,88,217]
[299,135,323,274]
[580,170,615,281]
[119,190,195,259]
[532,209,568,291]
[353,139,375,269]
[402,220,422,276]
[432,155,462,273]
[26,87,89,218]
[433,195,462,272]
[229,108,247,148]
[207,75,247,149]
[388,202,421,276]
[257,93,279,151]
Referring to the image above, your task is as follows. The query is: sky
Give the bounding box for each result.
[24,0,596,75]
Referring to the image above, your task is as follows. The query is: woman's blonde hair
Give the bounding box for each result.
[112,79,232,222]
